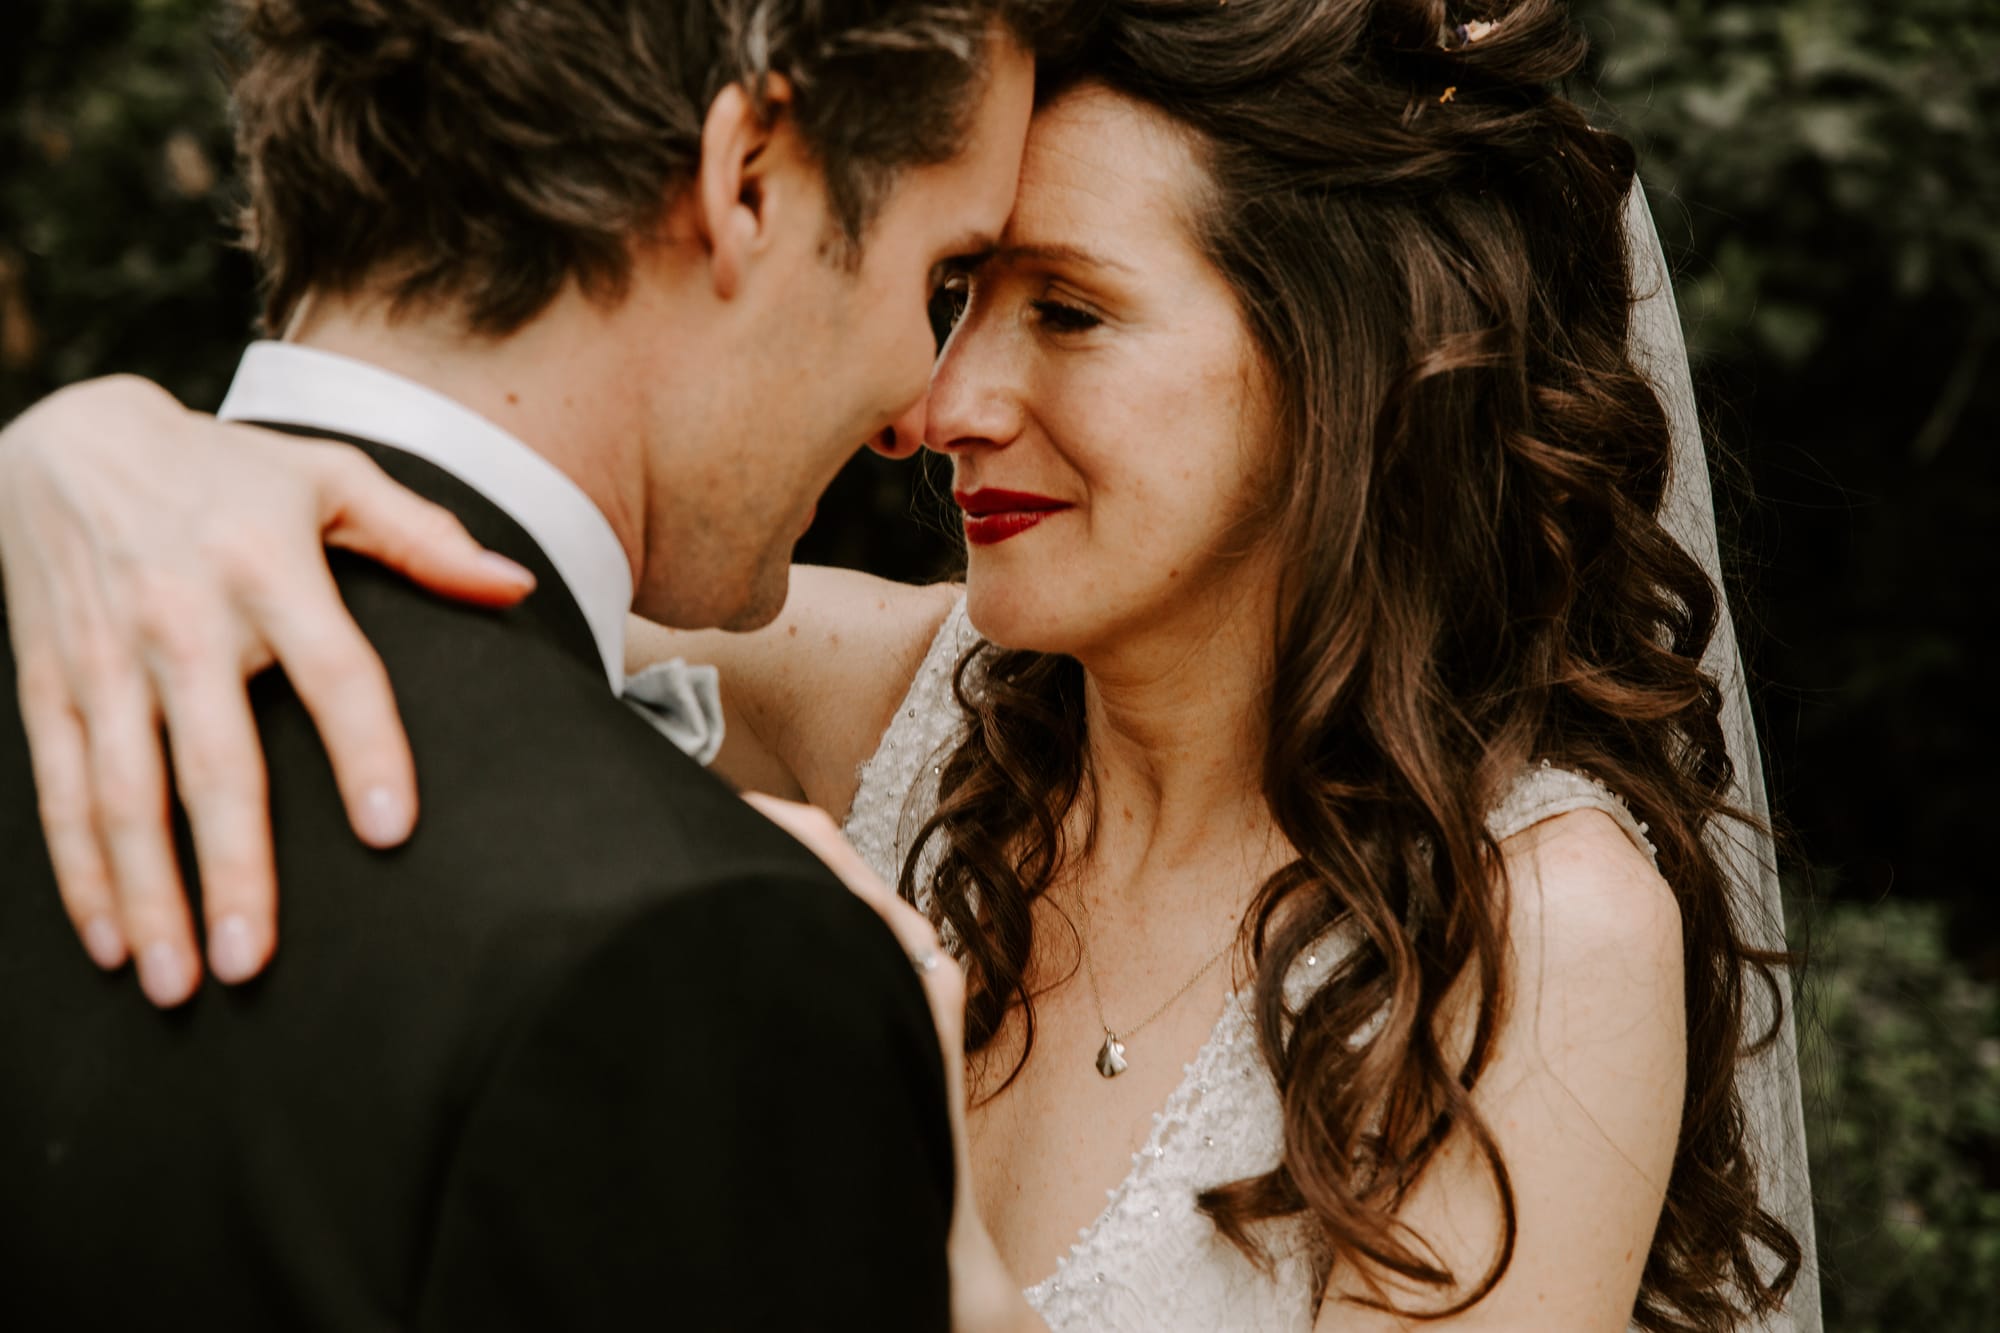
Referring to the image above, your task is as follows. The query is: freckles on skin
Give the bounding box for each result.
[941,85,1282,661]
[1012,97,1269,560]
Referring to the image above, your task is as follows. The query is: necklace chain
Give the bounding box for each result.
[1079,908,1235,1077]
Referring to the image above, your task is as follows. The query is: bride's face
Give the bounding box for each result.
[925,85,1278,658]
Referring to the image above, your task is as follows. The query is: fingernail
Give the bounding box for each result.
[137,942,193,1008]
[208,915,262,984]
[82,916,128,970]
[357,785,413,847]
[475,552,536,590]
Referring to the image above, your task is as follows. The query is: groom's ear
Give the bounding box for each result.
[693,76,807,302]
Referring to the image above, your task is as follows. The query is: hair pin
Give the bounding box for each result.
[1439,85,1458,104]
[1441,17,1500,50]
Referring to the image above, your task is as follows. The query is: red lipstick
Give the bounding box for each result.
[953,489,1074,547]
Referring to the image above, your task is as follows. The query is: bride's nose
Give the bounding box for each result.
[866,396,928,460]
[923,326,1023,455]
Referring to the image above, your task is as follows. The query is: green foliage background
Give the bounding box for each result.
[3,2,1997,1325]
[1,0,251,414]
[1570,10,2000,1316]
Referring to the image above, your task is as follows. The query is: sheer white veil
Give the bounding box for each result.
[1623,184,1822,1331]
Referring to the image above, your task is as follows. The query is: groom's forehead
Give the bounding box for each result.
[879,31,1037,247]
[938,226,1003,264]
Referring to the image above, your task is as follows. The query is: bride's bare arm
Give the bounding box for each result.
[626,568,958,816]
[1315,811,1684,1332]
[1,377,538,1005]
[0,380,959,1006]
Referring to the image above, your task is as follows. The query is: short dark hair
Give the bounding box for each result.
[230,0,1086,334]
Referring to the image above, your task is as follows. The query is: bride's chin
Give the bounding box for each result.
[963,582,1093,659]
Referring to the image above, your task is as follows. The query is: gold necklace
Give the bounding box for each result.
[1079,923,1236,1078]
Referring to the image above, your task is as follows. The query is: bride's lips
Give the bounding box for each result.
[954,488,1074,547]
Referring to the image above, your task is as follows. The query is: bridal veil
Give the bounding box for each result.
[1624,184,1823,1331]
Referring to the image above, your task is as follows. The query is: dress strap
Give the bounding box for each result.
[1285,763,1660,1029]
[1486,762,1659,867]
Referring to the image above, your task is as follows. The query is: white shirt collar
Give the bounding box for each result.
[217,341,632,692]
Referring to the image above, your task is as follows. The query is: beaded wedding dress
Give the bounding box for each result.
[841,186,1819,1331]
[849,597,1674,1330]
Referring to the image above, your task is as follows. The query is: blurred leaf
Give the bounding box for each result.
[1799,902,2000,1331]
[0,0,256,419]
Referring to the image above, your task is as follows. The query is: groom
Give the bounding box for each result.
[0,0,1052,1327]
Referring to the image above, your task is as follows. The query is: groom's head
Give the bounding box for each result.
[230,0,1074,627]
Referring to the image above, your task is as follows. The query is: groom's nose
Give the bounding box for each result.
[867,396,928,460]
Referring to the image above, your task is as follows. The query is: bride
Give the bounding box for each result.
[0,1,1818,1328]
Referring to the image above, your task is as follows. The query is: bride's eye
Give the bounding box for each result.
[1031,299,1102,335]
[929,274,971,349]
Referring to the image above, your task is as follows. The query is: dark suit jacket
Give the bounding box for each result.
[0,436,954,1331]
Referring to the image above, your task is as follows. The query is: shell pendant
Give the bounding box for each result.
[1095,1031,1129,1078]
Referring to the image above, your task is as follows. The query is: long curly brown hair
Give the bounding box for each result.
[901,1,1801,1327]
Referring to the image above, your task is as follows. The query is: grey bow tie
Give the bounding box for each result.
[622,658,726,766]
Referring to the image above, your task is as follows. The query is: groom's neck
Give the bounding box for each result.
[286,288,652,588]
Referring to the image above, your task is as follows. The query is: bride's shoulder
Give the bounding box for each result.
[1487,765,1677,962]
[1486,763,1659,865]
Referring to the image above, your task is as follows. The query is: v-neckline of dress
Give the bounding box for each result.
[1021,987,1255,1301]
[1020,916,1357,1303]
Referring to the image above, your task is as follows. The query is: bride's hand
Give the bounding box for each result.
[741,792,1045,1333]
[0,375,536,1006]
